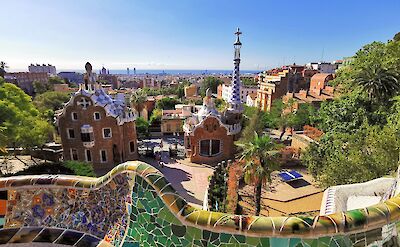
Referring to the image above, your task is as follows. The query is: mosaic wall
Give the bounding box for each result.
[0,161,400,246]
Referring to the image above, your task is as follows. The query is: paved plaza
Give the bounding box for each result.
[141,157,214,207]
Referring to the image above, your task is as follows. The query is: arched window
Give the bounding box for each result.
[199,140,221,157]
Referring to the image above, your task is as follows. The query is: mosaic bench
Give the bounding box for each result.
[0,161,399,246]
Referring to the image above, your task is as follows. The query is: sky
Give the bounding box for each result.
[1,0,399,71]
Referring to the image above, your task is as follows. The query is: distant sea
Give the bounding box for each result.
[59,69,260,75]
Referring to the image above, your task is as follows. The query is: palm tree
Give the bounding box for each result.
[355,64,399,103]
[0,61,7,77]
[130,89,147,118]
[236,132,281,216]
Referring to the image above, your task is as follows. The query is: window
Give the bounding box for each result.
[199,140,221,157]
[100,150,107,163]
[166,124,171,132]
[85,149,92,162]
[129,141,135,153]
[81,133,91,142]
[70,149,78,160]
[103,128,112,139]
[71,112,78,121]
[94,112,101,120]
[67,128,75,139]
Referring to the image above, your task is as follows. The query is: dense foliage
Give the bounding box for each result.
[199,77,222,96]
[63,160,96,177]
[302,37,400,187]
[33,91,70,123]
[0,78,53,150]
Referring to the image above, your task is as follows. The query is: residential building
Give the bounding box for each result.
[53,83,77,93]
[184,28,243,164]
[282,73,335,111]
[56,62,138,172]
[28,63,57,75]
[218,83,258,103]
[256,65,306,112]
[4,72,49,95]
[58,72,84,84]
[184,84,198,98]
[246,93,257,107]
[306,62,341,74]
[161,105,194,135]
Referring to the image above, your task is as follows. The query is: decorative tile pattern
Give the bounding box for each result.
[0,161,399,246]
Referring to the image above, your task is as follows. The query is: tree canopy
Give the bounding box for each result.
[199,77,222,96]
[302,36,400,187]
[0,78,53,149]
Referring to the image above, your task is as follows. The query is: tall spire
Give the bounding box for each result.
[228,27,243,112]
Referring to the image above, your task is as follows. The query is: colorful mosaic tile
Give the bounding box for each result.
[0,161,399,246]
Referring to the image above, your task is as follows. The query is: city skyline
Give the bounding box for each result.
[1,0,399,71]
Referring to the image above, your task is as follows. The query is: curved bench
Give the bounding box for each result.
[0,161,399,246]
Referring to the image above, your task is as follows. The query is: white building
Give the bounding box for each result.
[28,64,57,75]
[221,84,258,103]
[306,62,340,74]
[246,93,257,107]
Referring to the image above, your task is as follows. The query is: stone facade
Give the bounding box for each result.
[185,116,235,164]
[57,94,138,168]
[4,72,49,95]
[56,62,138,172]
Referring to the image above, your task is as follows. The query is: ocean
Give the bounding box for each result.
[59,69,260,75]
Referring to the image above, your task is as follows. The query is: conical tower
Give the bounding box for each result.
[227,27,244,113]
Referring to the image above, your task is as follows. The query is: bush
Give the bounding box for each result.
[63,160,96,177]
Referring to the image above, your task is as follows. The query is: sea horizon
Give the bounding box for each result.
[7,68,261,75]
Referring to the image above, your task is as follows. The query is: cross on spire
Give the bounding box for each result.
[77,98,91,110]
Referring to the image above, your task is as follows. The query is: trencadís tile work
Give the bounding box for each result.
[0,161,399,246]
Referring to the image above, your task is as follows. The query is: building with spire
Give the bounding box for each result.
[183,29,243,164]
[56,62,138,174]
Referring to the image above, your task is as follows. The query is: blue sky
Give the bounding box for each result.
[1,0,399,71]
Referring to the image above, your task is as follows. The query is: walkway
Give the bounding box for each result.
[140,157,214,207]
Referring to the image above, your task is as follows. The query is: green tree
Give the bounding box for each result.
[33,80,54,95]
[240,107,266,142]
[136,117,150,137]
[0,61,7,77]
[63,160,96,177]
[49,76,65,84]
[33,91,70,123]
[355,64,399,103]
[0,78,53,152]
[303,124,400,187]
[199,77,222,96]
[236,133,280,216]
[394,32,400,42]
[241,77,257,86]
[130,89,147,117]
[155,97,181,110]
[149,108,162,125]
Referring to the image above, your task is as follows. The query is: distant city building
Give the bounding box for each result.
[28,63,56,75]
[183,28,243,164]
[256,65,308,111]
[58,72,84,84]
[56,62,138,172]
[161,105,195,135]
[306,61,342,74]
[282,73,336,112]
[53,83,77,93]
[184,84,198,98]
[218,83,257,103]
[246,93,257,107]
[4,72,49,95]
